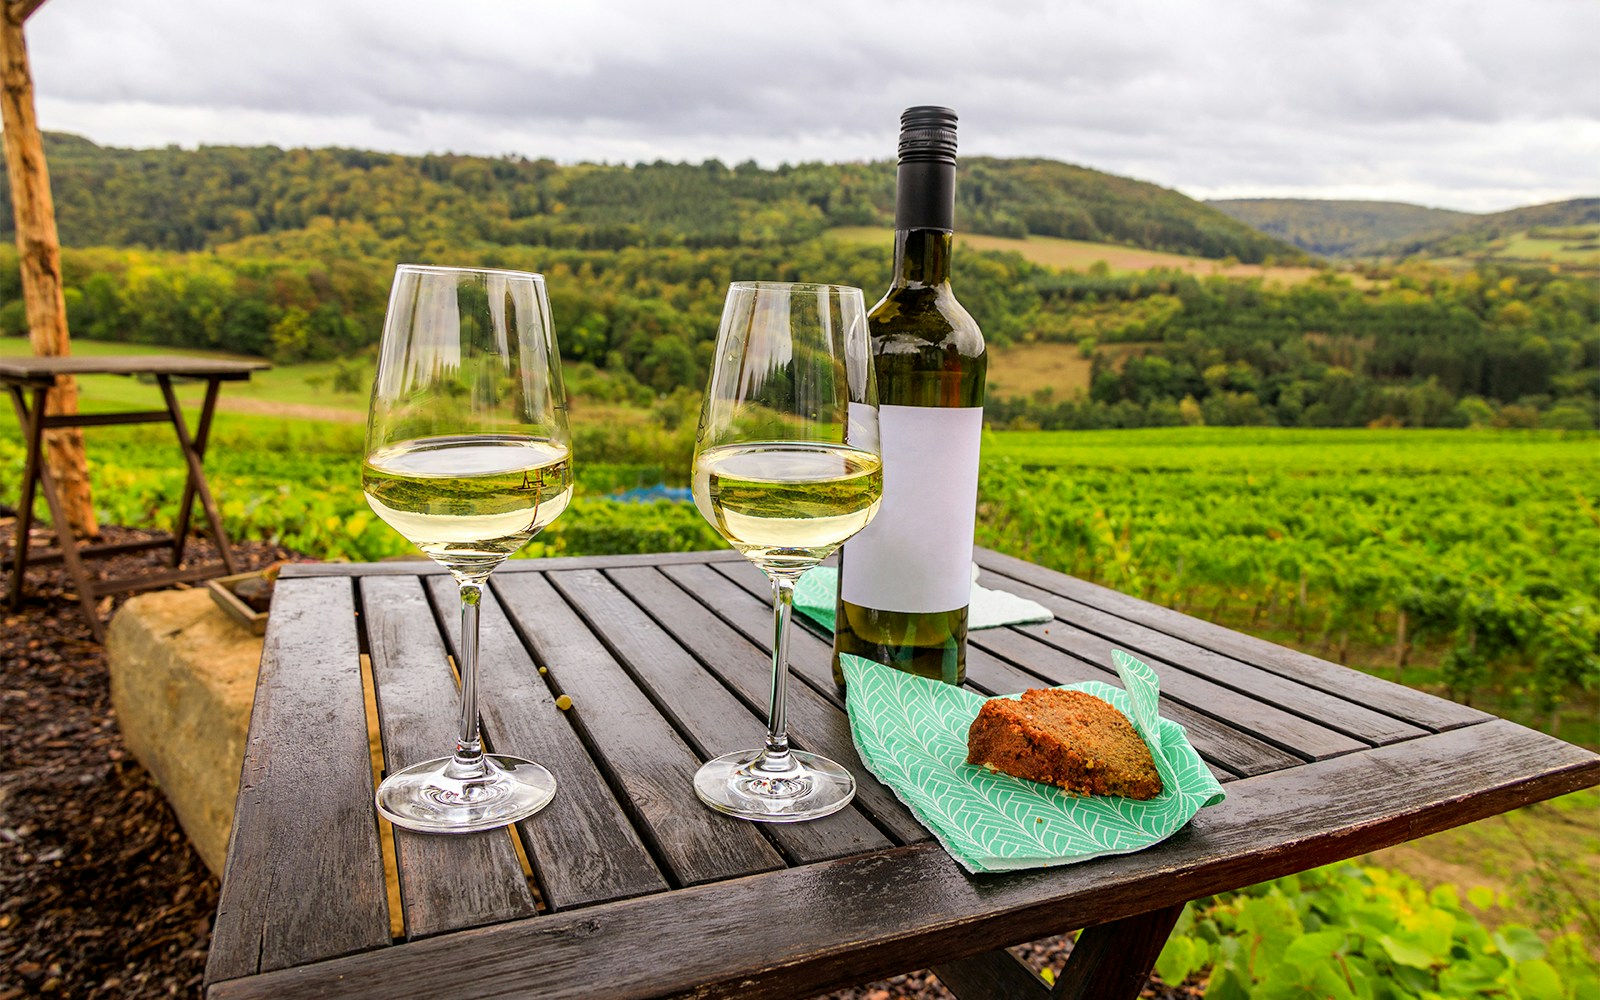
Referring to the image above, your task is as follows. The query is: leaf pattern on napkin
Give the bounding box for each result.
[842,652,1226,874]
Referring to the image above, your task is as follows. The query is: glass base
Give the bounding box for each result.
[376,754,556,834]
[694,748,856,823]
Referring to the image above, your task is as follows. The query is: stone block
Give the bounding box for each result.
[107,589,263,876]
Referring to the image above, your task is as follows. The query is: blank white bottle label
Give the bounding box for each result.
[842,404,982,613]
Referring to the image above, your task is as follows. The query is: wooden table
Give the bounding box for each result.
[204,548,1600,1000]
[2,354,268,639]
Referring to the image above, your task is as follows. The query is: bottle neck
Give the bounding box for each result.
[891,158,956,288]
[891,229,954,287]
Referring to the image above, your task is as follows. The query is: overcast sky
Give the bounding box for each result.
[22,0,1600,213]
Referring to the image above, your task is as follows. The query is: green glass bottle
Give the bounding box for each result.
[832,106,986,686]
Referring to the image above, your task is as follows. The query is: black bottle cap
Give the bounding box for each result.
[898,106,958,164]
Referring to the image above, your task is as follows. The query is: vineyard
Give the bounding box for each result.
[2,412,1594,743]
[2,414,1596,990]
[981,428,1600,743]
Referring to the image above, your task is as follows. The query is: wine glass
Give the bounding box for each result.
[690,281,881,822]
[362,264,572,834]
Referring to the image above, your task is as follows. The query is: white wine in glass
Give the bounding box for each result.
[690,281,881,822]
[363,265,571,834]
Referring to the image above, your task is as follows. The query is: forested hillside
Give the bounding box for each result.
[0,134,1593,431]
[5,133,1295,261]
[1208,199,1469,257]
[1210,196,1600,262]
[1376,197,1600,260]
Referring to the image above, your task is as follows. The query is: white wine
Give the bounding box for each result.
[363,434,573,575]
[693,441,882,577]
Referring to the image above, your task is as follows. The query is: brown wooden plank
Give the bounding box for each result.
[980,569,1426,748]
[39,408,171,427]
[92,562,231,595]
[670,561,845,704]
[609,565,931,845]
[1013,615,1365,761]
[699,560,1247,782]
[208,719,1600,1000]
[549,569,891,862]
[422,574,668,909]
[0,354,267,379]
[970,628,1299,779]
[359,576,538,938]
[933,949,1049,999]
[280,549,744,580]
[1049,903,1184,1000]
[490,570,787,886]
[578,565,922,850]
[205,577,390,986]
[974,548,1488,732]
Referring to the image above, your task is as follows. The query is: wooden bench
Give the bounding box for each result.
[204,548,1600,999]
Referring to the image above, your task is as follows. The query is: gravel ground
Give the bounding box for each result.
[0,517,1195,999]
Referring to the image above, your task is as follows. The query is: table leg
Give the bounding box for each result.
[169,378,220,567]
[6,385,44,610]
[157,375,238,574]
[12,383,105,640]
[1049,902,1185,1000]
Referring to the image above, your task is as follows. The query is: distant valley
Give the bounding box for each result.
[1209,196,1600,268]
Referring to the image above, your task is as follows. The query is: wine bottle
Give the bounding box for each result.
[832,106,986,685]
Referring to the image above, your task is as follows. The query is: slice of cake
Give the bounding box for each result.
[966,688,1163,800]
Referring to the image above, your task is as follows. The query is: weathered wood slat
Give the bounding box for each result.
[421,575,668,909]
[1048,904,1185,1000]
[1013,615,1364,761]
[548,568,893,862]
[666,561,847,706]
[932,948,1049,999]
[207,719,1600,1000]
[605,566,930,846]
[359,576,538,938]
[490,571,787,885]
[981,569,1426,748]
[205,577,390,984]
[710,560,1268,779]
[970,628,1299,778]
[974,548,1488,732]
[0,354,267,381]
[282,549,743,579]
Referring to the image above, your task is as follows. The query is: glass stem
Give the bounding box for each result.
[759,575,797,771]
[445,578,488,781]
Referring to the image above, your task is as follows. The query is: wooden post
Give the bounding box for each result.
[0,0,97,539]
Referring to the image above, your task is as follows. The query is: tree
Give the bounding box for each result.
[1,0,96,536]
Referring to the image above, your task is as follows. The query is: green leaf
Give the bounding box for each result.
[1466,885,1496,911]
[1439,952,1507,993]
[1203,967,1254,1000]
[1379,934,1439,971]
[1239,893,1303,976]
[1493,923,1547,963]
[1255,960,1359,1000]
[1510,959,1564,1000]
[1155,933,1206,985]
[1282,929,1351,969]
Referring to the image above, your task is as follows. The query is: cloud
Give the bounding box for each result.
[23,0,1600,212]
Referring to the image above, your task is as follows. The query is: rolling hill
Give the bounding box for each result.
[1208,199,1469,257]
[8,133,1300,265]
[1209,196,1600,268]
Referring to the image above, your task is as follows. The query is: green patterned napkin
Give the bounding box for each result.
[794,565,1052,632]
[841,650,1225,874]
